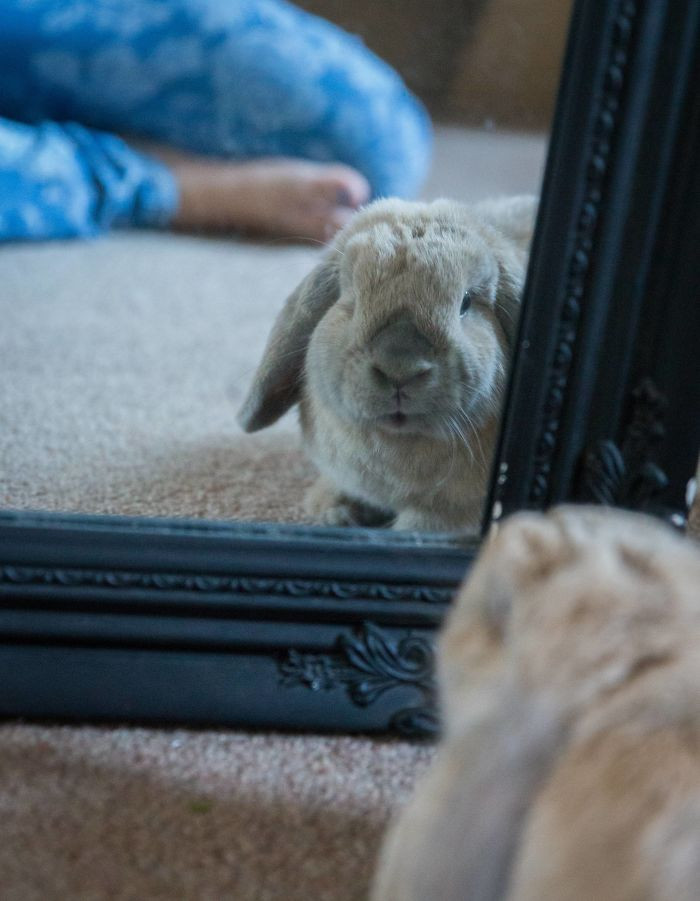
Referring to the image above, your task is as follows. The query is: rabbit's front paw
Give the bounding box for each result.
[305,478,392,527]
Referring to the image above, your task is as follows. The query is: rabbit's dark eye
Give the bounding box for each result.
[460,292,472,317]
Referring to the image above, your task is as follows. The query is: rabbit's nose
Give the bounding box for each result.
[369,318,435,389]
[371,360,434,390]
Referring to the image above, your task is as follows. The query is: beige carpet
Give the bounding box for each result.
[0,126,546,900]
[0,725,433,901]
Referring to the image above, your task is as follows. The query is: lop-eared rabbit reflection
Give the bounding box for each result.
[238,196,536,531]
[372,506,700,901]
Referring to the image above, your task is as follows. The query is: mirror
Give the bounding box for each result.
[0,0,569,535]
[1,0,698,735]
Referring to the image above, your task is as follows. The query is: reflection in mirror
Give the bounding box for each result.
[0,0,571,533]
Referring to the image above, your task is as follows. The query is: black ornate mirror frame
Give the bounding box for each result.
[2,0,699,737]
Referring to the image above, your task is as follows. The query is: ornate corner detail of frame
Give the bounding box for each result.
[580,377,669,509]
[278,622,438,738]
[529,0,640,505]
[0,565,452,605]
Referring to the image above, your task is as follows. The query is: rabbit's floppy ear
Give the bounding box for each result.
[475,194,537,253]
[237,256,340,432]
[473,195,536,349]
[494,258,524,349]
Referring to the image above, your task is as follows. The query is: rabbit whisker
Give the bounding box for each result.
[455,407,487,468]
[443,412,475,467]
[257,237,349,263]
[495,301,516,324]
[432,415,458,491]
[258,235,332,250]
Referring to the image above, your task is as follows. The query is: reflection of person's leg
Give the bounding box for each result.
[0,117,177,240]
[0,0,432,239]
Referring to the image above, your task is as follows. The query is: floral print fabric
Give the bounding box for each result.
[0,0,432,240]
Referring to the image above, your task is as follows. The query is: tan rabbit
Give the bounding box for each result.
[238,196,537,531]
[372,506,700,901]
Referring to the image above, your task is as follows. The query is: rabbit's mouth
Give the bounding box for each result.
[375,410,438,435]
[378,411,409,431]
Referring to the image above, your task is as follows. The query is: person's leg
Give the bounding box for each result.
[0,108,368,243]
[0,117,177,240]
[0,0,432,200]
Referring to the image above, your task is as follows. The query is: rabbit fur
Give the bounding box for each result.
[372,505,700,901]
[238,195,537,531]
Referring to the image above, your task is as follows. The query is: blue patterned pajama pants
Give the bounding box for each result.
[0,0,432,240]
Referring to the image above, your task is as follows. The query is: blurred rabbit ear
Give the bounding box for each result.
[237,257,340,432]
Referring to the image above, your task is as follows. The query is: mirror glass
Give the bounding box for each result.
[0,0,571,534]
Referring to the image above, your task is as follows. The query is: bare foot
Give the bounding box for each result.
[136,142,371,242]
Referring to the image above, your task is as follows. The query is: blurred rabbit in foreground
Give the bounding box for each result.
[373,506,700,901]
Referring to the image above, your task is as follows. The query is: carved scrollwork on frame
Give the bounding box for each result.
[0,565,453,605]
[580,377,670,511]
[279,622,438,737]
[529,0,639,505]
